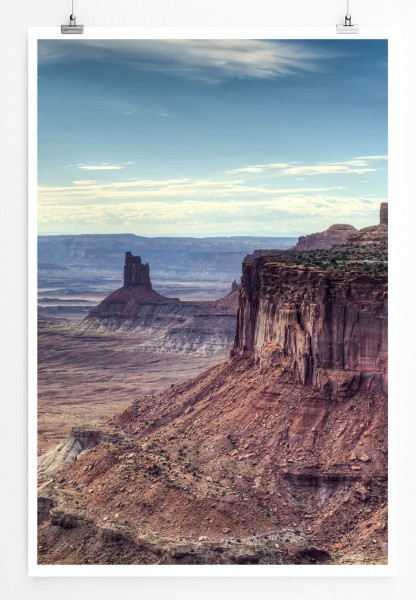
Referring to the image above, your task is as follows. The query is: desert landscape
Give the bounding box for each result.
[37,205,388,565]
[38,237,289,454]
[35,38,388,567]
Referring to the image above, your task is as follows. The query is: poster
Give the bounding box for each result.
[29,30,390,575]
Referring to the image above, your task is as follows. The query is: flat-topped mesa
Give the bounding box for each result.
[123,252,151,289]
[233,255,387,398]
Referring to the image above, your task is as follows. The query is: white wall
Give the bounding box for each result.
[1,1,416,599]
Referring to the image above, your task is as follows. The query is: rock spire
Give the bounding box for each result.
[123,252,152,288]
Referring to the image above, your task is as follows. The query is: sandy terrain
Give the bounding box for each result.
[37,321,225,455]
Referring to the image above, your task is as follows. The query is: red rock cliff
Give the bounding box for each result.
[234,256,387,397]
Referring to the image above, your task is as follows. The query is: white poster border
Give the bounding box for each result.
[28,26,397,578]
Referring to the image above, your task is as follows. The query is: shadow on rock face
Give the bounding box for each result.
[295,547,332,564]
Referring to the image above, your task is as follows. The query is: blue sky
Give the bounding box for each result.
[38,39,387,236]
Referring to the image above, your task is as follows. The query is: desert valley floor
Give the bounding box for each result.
[38,321,224,455]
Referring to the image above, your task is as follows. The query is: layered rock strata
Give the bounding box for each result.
[233,257,387,397]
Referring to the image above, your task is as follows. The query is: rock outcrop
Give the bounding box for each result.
[294,203,388,251]
[90,252,179,318]
[210,280,240,313]
[38,427,108,481]
[83,255,239,356]
[295,224,357,251]
[123,252,152,288]
[233,257,387,397]
[347,204,388,246]
[380,202,388,225]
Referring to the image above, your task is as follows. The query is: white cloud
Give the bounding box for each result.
[38,155,386,235]
[73,180,98,185]
[354,155,388,161]
[227,163,289,174]
[41,173,382,235]
[38,177,346,205]
[281,164,376,176]
[38,40,329,82]
[76,162,134,171]
[38,192,386,236]
[226,156,387,176]
[79,165,124,171]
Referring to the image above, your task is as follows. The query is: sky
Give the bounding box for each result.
[37,39,388,237]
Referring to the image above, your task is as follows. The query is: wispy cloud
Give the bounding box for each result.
[227,163,289,174]
[73,180,98,185]
[354,155,388,161]
[38,166,385,236]
[38,40,330,83]
[76,162,134,171]
[38,191,385,236]
[281,163,376,176]
[226,156,387,176]
[79,165,124,171]
[38,177,345,204]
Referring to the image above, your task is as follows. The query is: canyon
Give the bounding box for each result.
[38,256,240,454]
[37,209,388,565]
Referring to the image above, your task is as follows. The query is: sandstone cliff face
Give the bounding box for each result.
[234,256,387,397]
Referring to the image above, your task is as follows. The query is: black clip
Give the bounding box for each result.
[61,2,84,34]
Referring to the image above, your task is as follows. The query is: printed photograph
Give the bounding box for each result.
[36,38,388,565]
